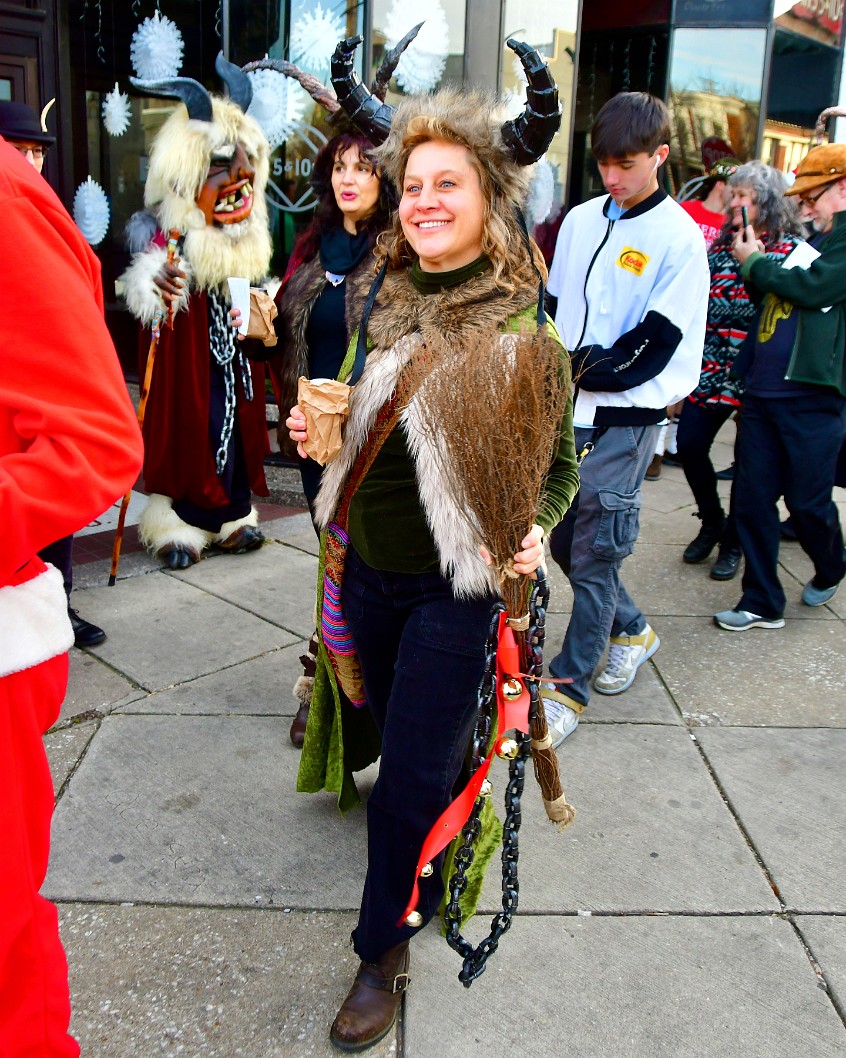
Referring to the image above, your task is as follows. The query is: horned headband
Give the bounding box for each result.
[129,52,252,119]
[330,34,561,165]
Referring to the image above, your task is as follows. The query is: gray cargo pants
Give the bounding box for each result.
[547,423,659,707]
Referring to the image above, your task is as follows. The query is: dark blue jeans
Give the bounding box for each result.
[735,392,846,618]
[342,545,496,962]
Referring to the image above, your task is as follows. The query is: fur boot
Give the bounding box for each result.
[138,494,213,568]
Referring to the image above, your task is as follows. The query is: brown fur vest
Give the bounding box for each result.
[270,252,378,420]
[313,267,541,598]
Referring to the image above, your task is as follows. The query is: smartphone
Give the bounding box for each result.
[741,205,749,229]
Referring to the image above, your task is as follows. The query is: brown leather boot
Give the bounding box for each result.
[289,699,310,747]
[330,941,410,1052]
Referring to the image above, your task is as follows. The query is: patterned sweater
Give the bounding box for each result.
[689,231,803,407]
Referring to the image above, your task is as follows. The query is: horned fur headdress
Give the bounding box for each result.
[130,53,271,288]
[330,35,561,289]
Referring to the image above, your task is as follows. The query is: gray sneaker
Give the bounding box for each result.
[801,579,841,607]
[541,684,581,748]
[714,609,784,631]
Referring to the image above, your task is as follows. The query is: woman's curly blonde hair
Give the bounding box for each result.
[374,88,547,294]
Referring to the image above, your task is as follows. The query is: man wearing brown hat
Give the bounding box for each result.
[714,143,846,630]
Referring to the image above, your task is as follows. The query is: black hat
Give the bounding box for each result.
[0,101,55,147]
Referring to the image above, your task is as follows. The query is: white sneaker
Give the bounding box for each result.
[593,624,660,695]
[541,684,581,748]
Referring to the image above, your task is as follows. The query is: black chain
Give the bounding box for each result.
[443,570,549,986]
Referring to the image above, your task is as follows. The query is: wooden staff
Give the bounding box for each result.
[108,228,181,585]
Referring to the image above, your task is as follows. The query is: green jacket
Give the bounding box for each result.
[740,211,846,397]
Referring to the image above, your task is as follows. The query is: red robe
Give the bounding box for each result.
[138,290,269,509]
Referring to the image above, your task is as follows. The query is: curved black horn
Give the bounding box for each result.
[215,51,253,112]
[500,39,561,165]
[330,35,396,145]
[370,21,423,101]
[129,76,213,123]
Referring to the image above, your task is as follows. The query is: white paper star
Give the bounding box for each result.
[73,177,110,246]
[289,3,344,75]
[525,159,556,229]
[247,68,307,149]
[130,11,184,82]
[102,82,132,136]
[383,1,450,94]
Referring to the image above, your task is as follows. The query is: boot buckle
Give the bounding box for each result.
[391,972,409,993]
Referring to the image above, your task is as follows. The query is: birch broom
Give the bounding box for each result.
[409,323,575,827]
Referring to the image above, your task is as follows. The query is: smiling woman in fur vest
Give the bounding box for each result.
[287,36,580,1053]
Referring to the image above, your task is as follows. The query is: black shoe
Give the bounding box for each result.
[710,548,742,580]
[780,517,797,541]
[69,607,106,647]
[662,452,683,468]
[683,516,726,564]
[714,464,735,481]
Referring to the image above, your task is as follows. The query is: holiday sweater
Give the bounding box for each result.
[689,231,803,408]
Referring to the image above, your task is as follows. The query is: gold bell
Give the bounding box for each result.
[420,862,434,878]
[480,778,493,797]
[502,677,523,701]
[405,910,424,927]
[496,736,519,760]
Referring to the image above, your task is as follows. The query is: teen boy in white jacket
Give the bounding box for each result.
[543,92,709,743]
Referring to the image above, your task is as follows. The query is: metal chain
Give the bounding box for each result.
[443,571,549,986]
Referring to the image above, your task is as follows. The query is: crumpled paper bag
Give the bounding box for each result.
[247,288,278,346]
[297,376,351,466]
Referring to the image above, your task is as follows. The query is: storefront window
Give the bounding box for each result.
[500,0,579,261]
[667,27,766,195]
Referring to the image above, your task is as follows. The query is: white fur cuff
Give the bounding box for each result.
[120,247,192,326]
[0,565,73,678]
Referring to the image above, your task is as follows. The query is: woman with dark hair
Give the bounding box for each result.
[272,130,395,518]
[678,160,804,579]
[246,130,394,746]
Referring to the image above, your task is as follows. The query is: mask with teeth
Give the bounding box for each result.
[133,54,272,288]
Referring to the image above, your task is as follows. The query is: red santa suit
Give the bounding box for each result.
[0,140,143,1057]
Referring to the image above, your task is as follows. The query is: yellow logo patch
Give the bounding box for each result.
[617,247,649,277]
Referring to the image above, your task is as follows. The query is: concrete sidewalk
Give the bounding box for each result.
[45,431,846,1058]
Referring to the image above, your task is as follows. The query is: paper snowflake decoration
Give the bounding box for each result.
[525,159,556,229]
[247,68,307,149]
[383,0,449,94]
[73,177,110,246]
[289,3,344,75]
[102,82,131,136]
[130,11,184,82]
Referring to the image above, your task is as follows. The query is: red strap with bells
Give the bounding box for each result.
[397,612,531,927]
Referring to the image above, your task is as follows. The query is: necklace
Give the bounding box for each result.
[325,270,345,287]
